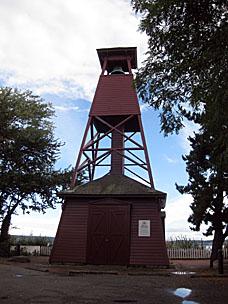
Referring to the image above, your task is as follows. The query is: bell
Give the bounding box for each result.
[111,66,125,75]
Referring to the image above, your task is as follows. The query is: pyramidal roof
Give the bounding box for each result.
[59,175,166,207]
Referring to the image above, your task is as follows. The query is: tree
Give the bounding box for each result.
[176,102,228,266]
[131,0,228,265]
[0,87,85,254]
[131,0,228,134]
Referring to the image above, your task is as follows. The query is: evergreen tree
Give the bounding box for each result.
[176,99,228,266]
[132,0,228,265]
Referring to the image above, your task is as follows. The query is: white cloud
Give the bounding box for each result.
[140,104,149,112]
[163,154,178,164]
[0,0,148,100]
[166,194,192,227]
[179,120,199,154]
[10,207,62,237]
[54,105,79,111]
[165,194,209,240]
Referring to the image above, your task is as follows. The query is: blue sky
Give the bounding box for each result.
[1,0,209,240]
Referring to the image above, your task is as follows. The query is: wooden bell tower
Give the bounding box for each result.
[71,47,154,188]
[50,47,169,267]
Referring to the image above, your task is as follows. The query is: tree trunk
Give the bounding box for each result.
[210,227,224,268]
[0,212,12,256]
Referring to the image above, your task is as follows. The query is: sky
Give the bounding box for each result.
[1,0,209,240]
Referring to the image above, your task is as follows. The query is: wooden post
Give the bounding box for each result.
[218,249,224,274]
[70,117,92,188]
[16,243,21,256]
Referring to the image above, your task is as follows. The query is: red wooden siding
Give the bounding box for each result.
[50,197,169,266]
[89,75,140,116]
[49,199,88,263]
[129,200,169,266]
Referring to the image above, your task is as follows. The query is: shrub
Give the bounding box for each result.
[166,235,200,249]
[9,234,53,246]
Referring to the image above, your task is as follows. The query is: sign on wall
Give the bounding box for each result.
[138,220,150,237]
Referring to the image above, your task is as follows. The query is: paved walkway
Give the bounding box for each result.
[0,257,228,304]
[172,259,211,270]
[0,256,227,276]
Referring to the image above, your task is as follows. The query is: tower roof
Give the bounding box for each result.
[60,175,166,208]
[97,47,137,73]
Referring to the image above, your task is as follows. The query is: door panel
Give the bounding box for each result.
[109,207,130,265]
[87,208,108,264]
[87,202,130,265]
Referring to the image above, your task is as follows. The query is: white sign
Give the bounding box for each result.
[138,220,150,237]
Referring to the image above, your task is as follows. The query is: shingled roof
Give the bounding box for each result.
[59,175,166,208]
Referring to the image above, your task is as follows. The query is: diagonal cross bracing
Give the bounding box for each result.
[71,114,154,188]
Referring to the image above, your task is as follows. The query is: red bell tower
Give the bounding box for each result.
[50,47,169,266]
[71,47,154,189]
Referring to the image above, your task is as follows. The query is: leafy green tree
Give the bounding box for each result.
[0,87,85,254]
[131,0,228,265]
[131,0,228,134]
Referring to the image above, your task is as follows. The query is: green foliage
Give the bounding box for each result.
[9,234,53,246]
[74,169,89,187]
[176,97,228,263]
[0,87,74,243]
[131,0,228,135]
[166,235,200,249]
[176,129,228,235]
[132,1,228,264]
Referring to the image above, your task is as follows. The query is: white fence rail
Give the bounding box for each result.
[40,246,52,256]
[168,248,228,259]
[10,246,228,259]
